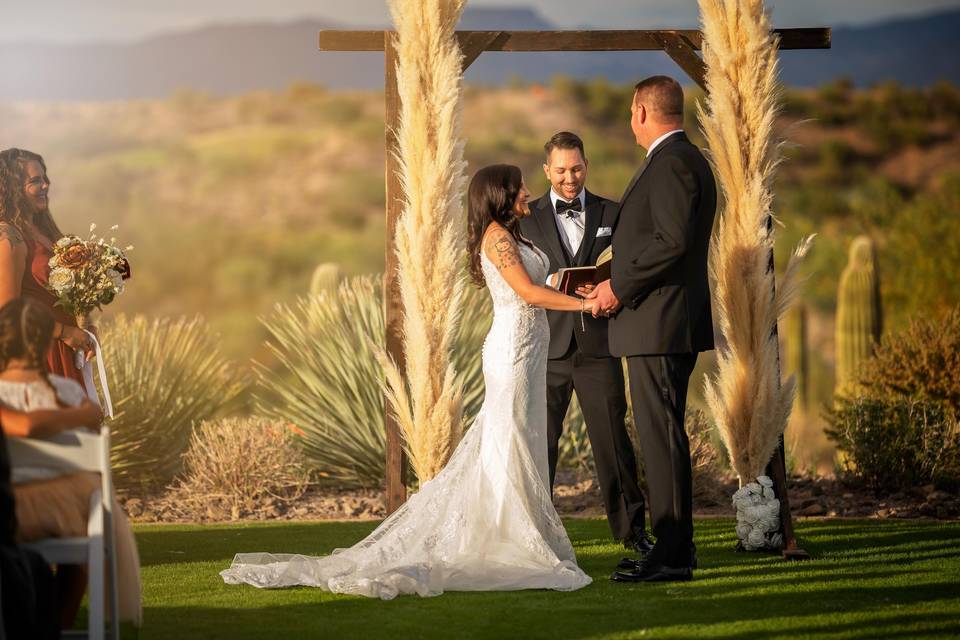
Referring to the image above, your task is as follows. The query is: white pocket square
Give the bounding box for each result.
[597,227,612,237]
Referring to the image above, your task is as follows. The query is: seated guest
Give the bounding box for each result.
[0,421,59,640]
[0,298,141,629]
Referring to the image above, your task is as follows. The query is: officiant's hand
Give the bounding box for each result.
[575,283,595,297]
[585,279,621,317]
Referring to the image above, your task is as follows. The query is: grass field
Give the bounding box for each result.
[125,517,960,639]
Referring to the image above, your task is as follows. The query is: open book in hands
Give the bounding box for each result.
[556,246,612,297]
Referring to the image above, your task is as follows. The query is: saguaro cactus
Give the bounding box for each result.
[835,236,883,394]
[310,263,342,296]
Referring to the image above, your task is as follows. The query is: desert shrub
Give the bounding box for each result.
[928,81,960,123]
[816,140,857,184]
[551,75,633,128]
[826,307,960,490]
[857,306,960,420]
[557,396,591,474]
[882,178,960,326]
[101,315,248,488]
[826,397,960,491]
[257,275,490,488]
[812,77,855,125]
[170,416,311,520]
[687,409,727,504]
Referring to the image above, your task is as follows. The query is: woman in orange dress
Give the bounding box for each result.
[0,149,142,629]
[0,148,96,375]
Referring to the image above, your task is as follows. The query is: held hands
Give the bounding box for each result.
[585,279,622,318]
[580,297,602,316]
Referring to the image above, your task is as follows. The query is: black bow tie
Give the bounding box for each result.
[556,199,582,217]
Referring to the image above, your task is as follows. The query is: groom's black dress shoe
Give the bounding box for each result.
[618,545,697,571]
[610,561,693,583]
[622,530,655,554]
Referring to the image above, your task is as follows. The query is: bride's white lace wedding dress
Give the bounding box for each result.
[220,241,592,599]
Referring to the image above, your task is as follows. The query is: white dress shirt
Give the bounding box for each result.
[549,188,587,258]
[646,129,685,158]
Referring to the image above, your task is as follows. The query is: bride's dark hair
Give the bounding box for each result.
[466,164,532,287]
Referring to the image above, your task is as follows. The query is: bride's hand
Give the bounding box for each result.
[582,298,600,317]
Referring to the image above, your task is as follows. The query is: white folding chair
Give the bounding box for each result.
[7,427,120,640]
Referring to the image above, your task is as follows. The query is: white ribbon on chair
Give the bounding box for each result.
[74,329,114,419]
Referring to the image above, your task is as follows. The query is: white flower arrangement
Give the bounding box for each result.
[45,223,132,317]
[733,475,783,551]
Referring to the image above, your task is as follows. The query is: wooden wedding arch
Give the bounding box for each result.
[317,26,831,557]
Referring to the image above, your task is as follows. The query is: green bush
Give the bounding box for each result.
[826,306,960,490]
[882,177,960,327]
[257,275,490,488]
[826,397,960,491]
[858,306,960,420]
[101,315,248,488]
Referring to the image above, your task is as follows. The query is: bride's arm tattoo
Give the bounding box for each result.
[492,231,520,270]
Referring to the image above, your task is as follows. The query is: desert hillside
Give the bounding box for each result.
[1,79,957,366]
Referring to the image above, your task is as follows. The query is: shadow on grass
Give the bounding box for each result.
[140,581,960,640]
[131,518,960,639]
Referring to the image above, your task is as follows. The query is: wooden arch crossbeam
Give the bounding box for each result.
[318,26,830,559]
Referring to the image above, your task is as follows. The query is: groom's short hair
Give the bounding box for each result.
[544,131,586,161]
[634,76,684,121]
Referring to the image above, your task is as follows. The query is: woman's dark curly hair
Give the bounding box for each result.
[466,164,532,287]
[0,148,63,241]
[0,299,54,372]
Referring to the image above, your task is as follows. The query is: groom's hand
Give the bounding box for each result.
[585,280,621,317]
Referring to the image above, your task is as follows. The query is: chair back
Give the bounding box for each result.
[7,427,110,478]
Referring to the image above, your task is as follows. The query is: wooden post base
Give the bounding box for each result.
[766,438,811,561]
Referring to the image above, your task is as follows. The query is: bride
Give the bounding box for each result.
[221,164,599,599]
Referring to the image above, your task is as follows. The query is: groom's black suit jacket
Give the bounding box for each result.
[609,131,717,356]
[519,190,620,359]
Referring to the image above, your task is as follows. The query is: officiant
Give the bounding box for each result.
[518,132,651,553]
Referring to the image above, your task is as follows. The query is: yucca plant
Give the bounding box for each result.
[257,274,490,489]
[100,315,248,488]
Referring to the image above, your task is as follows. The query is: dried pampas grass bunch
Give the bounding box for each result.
[698,0,813,482]
[383,0,469,482]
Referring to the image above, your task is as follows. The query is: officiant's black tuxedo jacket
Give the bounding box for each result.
[609,131,717,356]
[519,190,619,359]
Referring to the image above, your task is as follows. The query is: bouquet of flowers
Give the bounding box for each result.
[46,224,132,318]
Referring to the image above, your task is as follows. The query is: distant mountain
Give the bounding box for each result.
[1,7,957,101]
[779,9,960,87]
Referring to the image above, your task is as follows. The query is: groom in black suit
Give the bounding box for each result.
[588,76,717,582]
[518,132,651,552]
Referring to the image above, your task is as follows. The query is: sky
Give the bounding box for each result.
[3,0,960,44]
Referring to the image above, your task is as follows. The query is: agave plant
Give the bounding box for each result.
[257,274,490,489]
[100,315,248,488]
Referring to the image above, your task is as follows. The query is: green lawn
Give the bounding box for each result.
[128,518,960,639]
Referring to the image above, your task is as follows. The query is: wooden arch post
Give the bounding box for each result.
[319,26,831,557]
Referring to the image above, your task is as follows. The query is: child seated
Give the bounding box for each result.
[0,298,141,629]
